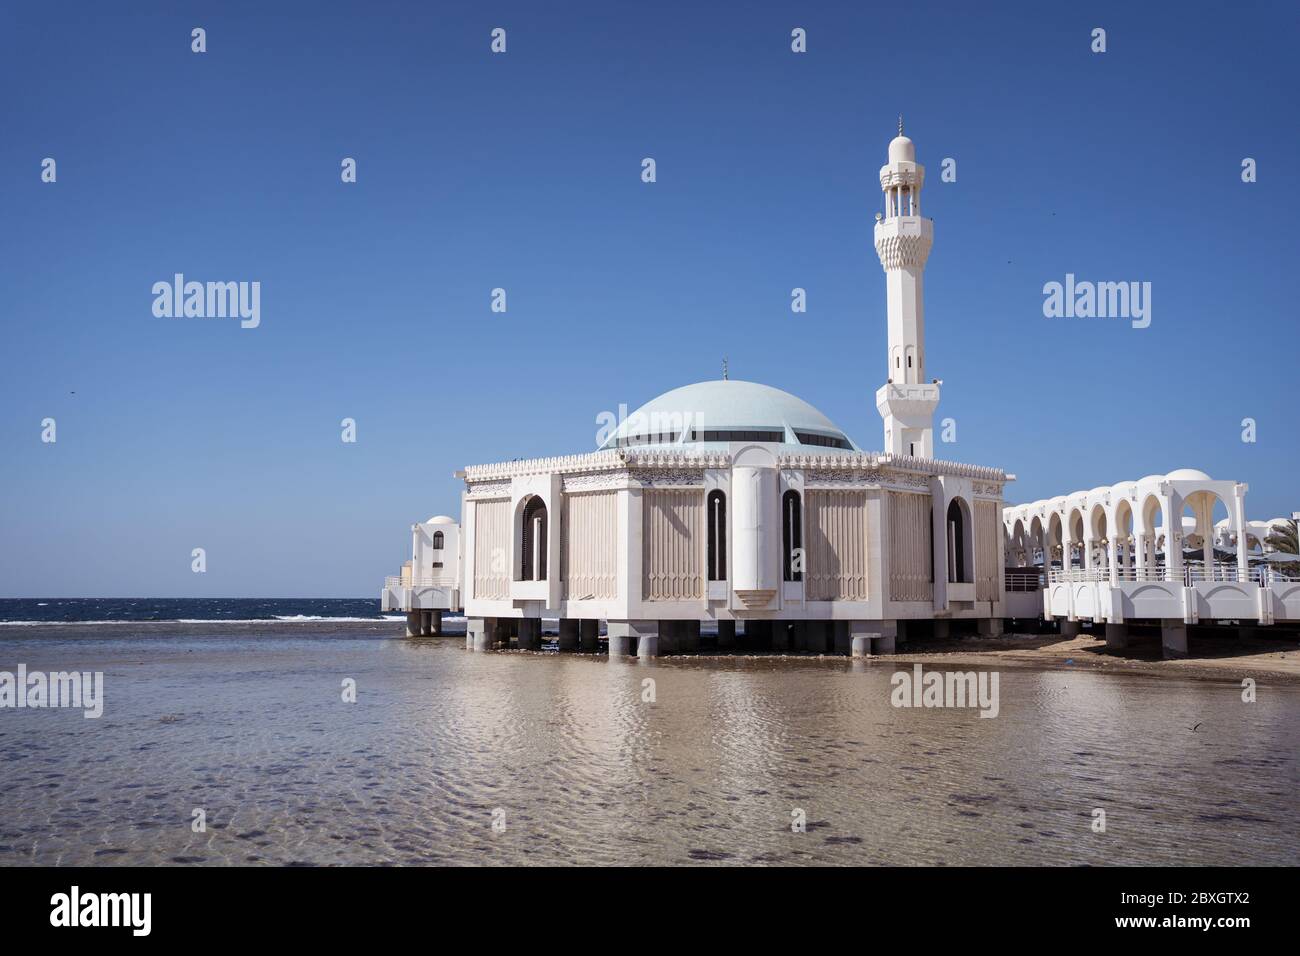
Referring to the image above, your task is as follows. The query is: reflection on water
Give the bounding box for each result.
[1,622,1296,866]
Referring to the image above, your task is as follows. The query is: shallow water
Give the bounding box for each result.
[1,622,1296,866]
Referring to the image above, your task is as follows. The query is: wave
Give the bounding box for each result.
[0,615,457,627]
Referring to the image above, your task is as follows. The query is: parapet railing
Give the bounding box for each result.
[1004,571,1044,592]
[1049,564,1295,586]
[385,574,457,589]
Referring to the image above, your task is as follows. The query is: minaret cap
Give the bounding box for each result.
[888,132,915,164]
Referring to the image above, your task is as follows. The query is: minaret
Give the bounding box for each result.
[874,118,940,458]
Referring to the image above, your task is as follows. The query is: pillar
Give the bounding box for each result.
[805,621,831,654]
[1161,620,1188,659]
[608,621,655,660]
[1104,622,1129,650]
[679,620,700,653]
[771,622,790,652]
[850,632,878,658]
[638,633,660,659]
[468,618,496,652]
[932,618,951,640]
[977,618,1003,637]
[579,619,599,653]
[1233,483,1250,583]
[430,609,442,635]
[558,618,579,652]
[656,621,679,654]
[405,610,420,638]
[1059,619,1081,638]
[420,610,433,636]
[716,619,736,651]
[1135,533,1148,579]
[518,618,542,651]
[851,620,896,655]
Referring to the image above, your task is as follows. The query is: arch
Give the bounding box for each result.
[706,489,727,581]
[1181,487,1234,577]
[520,496,548,581]
[1047,512,1063,569]
[1010,519,1027,566]
[781,489,802,582]
[431,530,445,550]
[946,496,972,584]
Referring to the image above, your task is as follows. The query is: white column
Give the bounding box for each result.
[1233,483,1250,581]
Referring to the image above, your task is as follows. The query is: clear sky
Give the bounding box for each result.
[2,1,1297,597]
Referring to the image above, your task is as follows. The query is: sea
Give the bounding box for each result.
[1,599,1296,866]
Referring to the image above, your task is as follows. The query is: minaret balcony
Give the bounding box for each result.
[874,216,933,271]
[875,381,940,420]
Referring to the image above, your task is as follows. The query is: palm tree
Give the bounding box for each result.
[1265,519,1299,576]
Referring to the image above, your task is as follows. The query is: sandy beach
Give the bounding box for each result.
[867,630,1300,685]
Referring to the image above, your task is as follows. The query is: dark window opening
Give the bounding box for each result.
[432,530,444,550]
[795,431,849,449]
[707,490,727,581]
[521,496,548,581]
[689,429,784,443]
[946,498,970,584]
[782,489,803,582]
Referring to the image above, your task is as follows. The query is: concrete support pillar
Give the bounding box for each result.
[579,619,599,652]
[791,621,809,652]
[832,620,851,654]
[932,618,951,640]
[805,621,831,654]
[717,619,736,651]
[405,610,420,638]
[977,618,1004,637]
[850,632,878,658]
[608,621,655,660]
[430,609,442,635]
[850,620,896,655]
[420,610,433,636]
[468,617,496,652]
[1059,619,1082,638]
[638,634,660,658]
[679,620,700,653]
[1104,622,1129,650]
[771,622,790,652]
[518,618,542,651]
[1161,620,1188,659]
[558,618,579,652]
[654,621,677,654]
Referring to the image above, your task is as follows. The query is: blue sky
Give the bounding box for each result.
[2,1,1297,597]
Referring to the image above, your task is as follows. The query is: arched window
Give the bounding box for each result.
[707,490,727,581]
[946,498,970,583]
[521,497,548,581]
[782,489,803,581]
[431,530,444,550]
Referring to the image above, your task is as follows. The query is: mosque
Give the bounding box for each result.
[382,125,1300,659]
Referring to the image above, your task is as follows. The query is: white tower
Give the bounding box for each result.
[874,118,940,458]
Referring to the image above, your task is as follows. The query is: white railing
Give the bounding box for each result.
[1004,570,1044,592]
[385,574,456,590]
[1049,564,1293,586]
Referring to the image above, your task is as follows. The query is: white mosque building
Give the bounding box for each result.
[381,126,1299,659]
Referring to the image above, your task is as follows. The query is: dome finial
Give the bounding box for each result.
[898,114,904,136]
[722,357,729,381]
